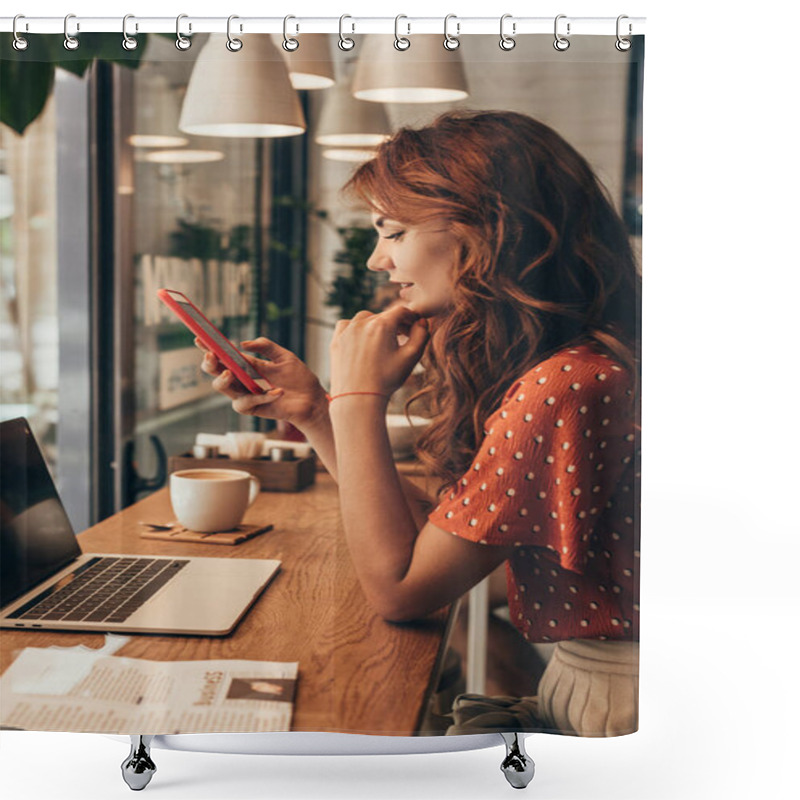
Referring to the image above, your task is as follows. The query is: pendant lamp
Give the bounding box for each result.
[322,148,379,163]
[352,35,469,103]
[315,79,391,147]
[179,34,306,138]
[272,33,335,90]
[142,149,225,164]
[129,73,189,149]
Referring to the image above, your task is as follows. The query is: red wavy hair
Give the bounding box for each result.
[342,110,641,494]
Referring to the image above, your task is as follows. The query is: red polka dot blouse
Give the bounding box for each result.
[427,342,640,643]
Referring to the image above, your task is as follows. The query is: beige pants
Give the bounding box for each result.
[446,639,639,737]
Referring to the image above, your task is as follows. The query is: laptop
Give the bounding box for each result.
[0,418,281,636]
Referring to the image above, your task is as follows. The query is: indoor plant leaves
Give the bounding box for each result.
[0,33,148,135]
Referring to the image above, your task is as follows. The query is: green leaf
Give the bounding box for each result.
[3,33,91,77]
[0,57,55,135]
[54,58,93,77]
[0,33,149,135]
[78,32,149,70]
[264,302,294,322]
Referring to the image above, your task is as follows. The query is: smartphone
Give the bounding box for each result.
[157,288,270,395]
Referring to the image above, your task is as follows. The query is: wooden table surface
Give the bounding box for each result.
[0,473,454,735]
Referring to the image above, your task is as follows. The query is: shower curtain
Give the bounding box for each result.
[0,23,643,739]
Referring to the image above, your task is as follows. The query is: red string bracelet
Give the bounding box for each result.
[326,391,389,403]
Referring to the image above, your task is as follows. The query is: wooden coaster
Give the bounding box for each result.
[140,522,274,546]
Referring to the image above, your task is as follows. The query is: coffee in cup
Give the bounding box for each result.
[170,468,260,532]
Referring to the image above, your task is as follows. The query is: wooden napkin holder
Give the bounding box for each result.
[168,453,316,492]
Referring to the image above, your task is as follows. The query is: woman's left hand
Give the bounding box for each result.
[330,304,430,398]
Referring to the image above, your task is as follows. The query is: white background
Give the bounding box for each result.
[2,1,798,798]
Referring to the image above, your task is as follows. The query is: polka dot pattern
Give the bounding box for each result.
[428,342,640,643]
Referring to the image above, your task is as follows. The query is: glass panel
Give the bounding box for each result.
[0,94,59,469]
[120,35,269,501]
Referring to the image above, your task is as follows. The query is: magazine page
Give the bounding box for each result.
[1,644,297,733]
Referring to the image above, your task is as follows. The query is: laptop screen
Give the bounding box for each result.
[0,418,81,607]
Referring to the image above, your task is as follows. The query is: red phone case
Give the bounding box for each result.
[156,288,268,394]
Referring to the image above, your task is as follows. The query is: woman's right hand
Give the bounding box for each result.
[197,337,329,432]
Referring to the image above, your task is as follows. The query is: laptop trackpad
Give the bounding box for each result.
[121,557,280,636]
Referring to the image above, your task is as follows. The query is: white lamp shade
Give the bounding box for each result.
[322,148,379,163]
[129,73,189,148]
[272,33,335,90]
[142,149,225,164]
[128,133,189,148]
[352,35,469,103]
[179,34,306,138]
[315,80,391,147]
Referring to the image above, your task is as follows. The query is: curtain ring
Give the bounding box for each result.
[394,15,410,51]
[338,14,355,51]
[615,15,632,52]
[554,14,570,51]
[64,13,80,51]
[175,14,192,51]
[226,15,243,51]
[443,14,460,50]
[283,15,299,51]
[499,14,516,51]
[122,15,138,51]
[12,15,29,51]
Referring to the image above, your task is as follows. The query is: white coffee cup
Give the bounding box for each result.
[170,468,260,532]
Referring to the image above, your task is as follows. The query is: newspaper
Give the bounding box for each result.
[0,637,298,734]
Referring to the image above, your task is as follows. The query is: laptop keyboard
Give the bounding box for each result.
[9,557,189,624]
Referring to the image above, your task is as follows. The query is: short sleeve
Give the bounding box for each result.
[427,349,636,574]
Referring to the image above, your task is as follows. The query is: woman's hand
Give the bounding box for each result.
[329,304,429,398]
[197,337,329,431]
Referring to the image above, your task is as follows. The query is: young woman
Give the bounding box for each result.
[199,110,641,737]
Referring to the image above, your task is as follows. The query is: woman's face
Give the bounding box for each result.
[367,211,459,318]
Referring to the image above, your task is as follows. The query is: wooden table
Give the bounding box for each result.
[0,474,455,735]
